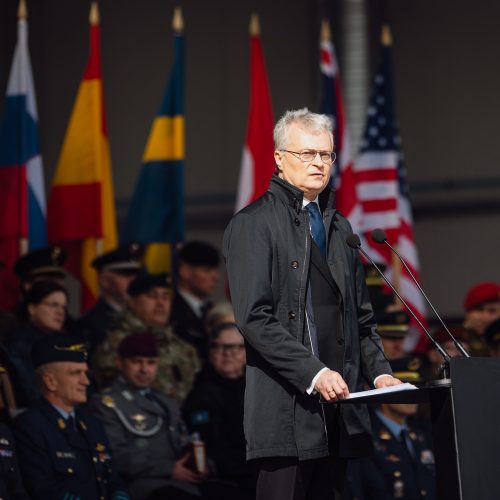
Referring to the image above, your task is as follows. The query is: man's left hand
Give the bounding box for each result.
[374,375,403,389]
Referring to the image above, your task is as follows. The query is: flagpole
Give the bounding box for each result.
[18,0,28,256]
[380,23,403,303]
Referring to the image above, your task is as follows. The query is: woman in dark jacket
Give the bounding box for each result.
[5,281,69,407]
[183,322,257,499]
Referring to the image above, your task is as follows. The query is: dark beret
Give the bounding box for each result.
[32,335,88,368]
[14,246,66,280]
[178,241,220,267]
[92,243,143,273]
[127,273,171,297]
[117,332,159,358]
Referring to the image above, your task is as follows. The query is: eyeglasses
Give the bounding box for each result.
[209,343,245,354]
[40,301,67,312]
[281,149,336,164]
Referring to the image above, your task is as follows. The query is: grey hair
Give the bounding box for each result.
[273,108,333,150]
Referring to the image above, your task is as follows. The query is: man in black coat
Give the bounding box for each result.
[223,108,400,500]
[13,335,129,500]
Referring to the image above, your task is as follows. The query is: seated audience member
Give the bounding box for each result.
[485,318,500,357]
[93,273,200,402]
[78,243,143,357]
[183,323,255,499]
[462,282,500,356]
[13,335,128,500]
[425,325,469,380]
[0,421,30,499]
[204,301,235,336]
[6,281,69,407]
[171,241,221,359]
[346,400,436,500]
[92,332,237,500]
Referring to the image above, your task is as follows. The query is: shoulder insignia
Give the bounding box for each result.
[102,395,115,408]
[379,430,392,440]
[58,418,66,430]
[95,442,106,452]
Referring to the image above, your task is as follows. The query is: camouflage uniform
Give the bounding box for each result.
[92,308,201,403]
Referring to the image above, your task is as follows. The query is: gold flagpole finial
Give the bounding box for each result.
[172,7,183,32]
[320,19,331,42]
[381,24,392,46]
[17,0,27,20]
[89,2,99,26]
[249,13,260,36]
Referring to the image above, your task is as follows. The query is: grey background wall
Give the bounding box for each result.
[1,0,499,318]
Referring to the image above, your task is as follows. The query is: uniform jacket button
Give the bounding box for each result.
[288,311,296,320]
[294,218,300,226]
[291,261,299,269]
[337,337,344,345]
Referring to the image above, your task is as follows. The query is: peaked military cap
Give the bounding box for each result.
[14,246,66,280]
[127,273,172,297]
[389,355,425,385]
[92,243,143,273]
[32,335,88,368]
[178,241,220,267]
[375,309,410,339]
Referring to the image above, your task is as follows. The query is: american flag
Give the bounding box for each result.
[355,27,427,350]
[319,20,362,230]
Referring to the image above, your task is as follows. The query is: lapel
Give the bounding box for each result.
[324,212,347,303]
[134,391,166,417]
[310,240,337,292]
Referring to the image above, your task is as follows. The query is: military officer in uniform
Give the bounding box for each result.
[92,332,236,500]
[77,243,143,357]
[13,335,129,500]
[93,273,200,403]
[0,422,29,499]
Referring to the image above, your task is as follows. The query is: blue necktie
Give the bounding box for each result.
[306,203,326,257]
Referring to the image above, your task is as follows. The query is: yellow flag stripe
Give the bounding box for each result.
[143,116,185,162]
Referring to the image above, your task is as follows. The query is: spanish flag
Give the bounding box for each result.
[47,2,117,310]
[121,7,184,274]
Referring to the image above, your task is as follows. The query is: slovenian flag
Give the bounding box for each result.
[0,3,46,308]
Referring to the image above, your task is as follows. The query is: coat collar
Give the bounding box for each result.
[268,174,337,214]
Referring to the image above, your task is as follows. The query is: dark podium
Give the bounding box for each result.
[339,357,500,500]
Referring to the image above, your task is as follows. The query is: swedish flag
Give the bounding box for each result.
[122,8,184,273]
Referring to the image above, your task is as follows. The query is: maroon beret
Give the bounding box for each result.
[463,282,500,311]
[117,332,159,358]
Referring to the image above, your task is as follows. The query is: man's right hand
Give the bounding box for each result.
[314,369,349,401]
[171,453,205,483]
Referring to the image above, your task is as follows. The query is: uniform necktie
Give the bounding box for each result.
[306,203,326,257]
[399,429,417,465]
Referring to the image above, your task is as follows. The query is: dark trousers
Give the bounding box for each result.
[255,456,347,500]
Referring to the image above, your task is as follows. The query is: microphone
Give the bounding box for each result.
[346,233,451,364]
[371,229,469,358]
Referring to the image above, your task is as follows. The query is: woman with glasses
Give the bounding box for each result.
[5,281,70,408]
[183,322,256,499]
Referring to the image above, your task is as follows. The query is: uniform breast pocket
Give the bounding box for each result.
[53,452,79,477]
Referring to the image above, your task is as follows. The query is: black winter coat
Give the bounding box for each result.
[223,175,392,461]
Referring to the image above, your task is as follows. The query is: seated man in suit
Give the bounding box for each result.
[13,335,128,500]
[92,332,237,500]
[171,241,221,360]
